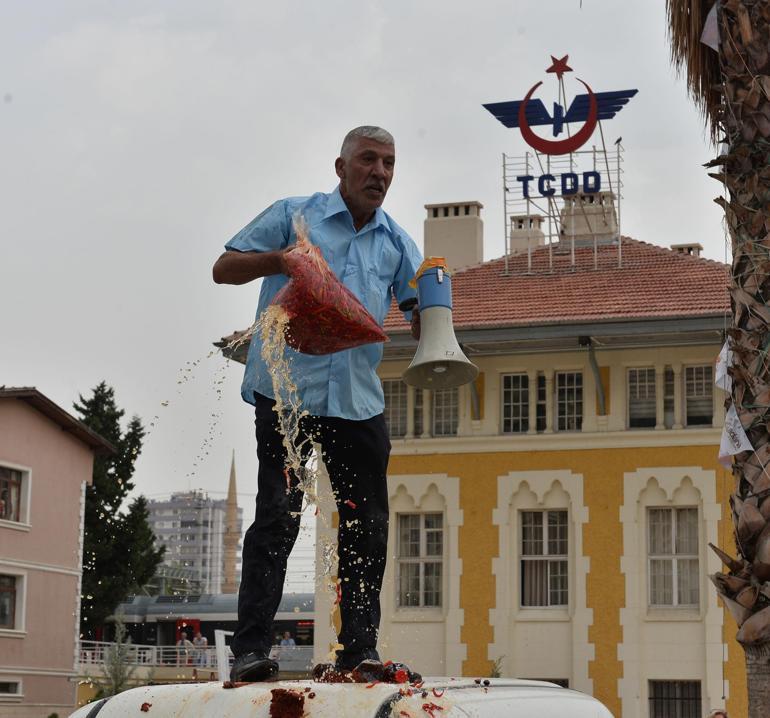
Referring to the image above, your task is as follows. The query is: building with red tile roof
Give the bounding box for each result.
[353,200,738,717]
[384,237,728,333]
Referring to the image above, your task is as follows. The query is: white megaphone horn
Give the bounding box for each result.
[402,258,479,391]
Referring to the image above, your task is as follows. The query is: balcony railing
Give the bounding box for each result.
[77,640,314,678]
[79,640,222,669]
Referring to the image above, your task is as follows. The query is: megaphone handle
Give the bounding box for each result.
[399,297,418,312]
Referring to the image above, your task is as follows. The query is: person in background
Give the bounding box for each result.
[280,631,296,647]
[706,709,728,718]
[213,126,423,683]
[175,631,193,666]
[192,630,208,667]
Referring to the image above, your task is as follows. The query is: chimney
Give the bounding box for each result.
[559,191,618,245]
[509,214,545,254]
[424,201,484,272]
[670,242,703,258]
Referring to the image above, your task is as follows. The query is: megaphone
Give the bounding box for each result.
[402,258,479,390]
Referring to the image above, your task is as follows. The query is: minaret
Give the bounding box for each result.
[222,451,240,593]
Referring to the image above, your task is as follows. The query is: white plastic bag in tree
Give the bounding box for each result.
[719,404,753,467]
[715,341,732,392]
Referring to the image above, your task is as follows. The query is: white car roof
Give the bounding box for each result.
[69,678,614,718]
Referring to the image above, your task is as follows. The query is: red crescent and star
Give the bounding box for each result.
[546,54,572,80]
[518,55,598,155]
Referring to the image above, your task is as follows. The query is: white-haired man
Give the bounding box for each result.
[213,127,423,682]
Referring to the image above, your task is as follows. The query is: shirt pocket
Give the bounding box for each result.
[341,264,386,325]
[364,267,389,325]
[365,240,402,324]
[342,239,401,325]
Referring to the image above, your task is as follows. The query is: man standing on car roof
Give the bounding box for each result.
[213,126,423,682]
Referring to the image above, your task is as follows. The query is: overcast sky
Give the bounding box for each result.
[1,1,724,591]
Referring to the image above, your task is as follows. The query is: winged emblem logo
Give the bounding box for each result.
[483,55,637,155]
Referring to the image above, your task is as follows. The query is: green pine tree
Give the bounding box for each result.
[75,382,164,638]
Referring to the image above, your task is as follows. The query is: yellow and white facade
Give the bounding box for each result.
[312,340,743,715]
[368,341,738,712]
[308,199,740,716]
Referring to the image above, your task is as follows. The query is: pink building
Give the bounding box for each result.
[0,388,112,718]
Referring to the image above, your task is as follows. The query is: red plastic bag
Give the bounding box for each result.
[270,217,388,355]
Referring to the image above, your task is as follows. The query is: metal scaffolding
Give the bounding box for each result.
[501,131,625,275]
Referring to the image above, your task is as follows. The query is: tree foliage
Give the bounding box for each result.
[75,382,164,638]
[101,610,136,696]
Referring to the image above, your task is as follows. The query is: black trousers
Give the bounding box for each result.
[232,393,391,667]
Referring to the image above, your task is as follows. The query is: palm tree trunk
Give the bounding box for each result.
[667,1,770,716]
[744,643,770,715]
[711,2,770,717]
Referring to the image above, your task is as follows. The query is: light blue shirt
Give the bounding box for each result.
[225,187,423,420]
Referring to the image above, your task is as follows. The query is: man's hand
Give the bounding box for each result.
[212,246,294,285]
[410,307,420,341]
[277,245,293,277]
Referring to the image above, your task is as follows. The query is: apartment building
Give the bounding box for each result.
[0,388,112,717]
[147,459,242,595]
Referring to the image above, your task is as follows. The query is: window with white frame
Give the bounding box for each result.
[520,510,568,607]
[396,513,443,608]
[556,372,582,431]
[0,467,23,523]
[383,380,408,438]
[535,373,547,432]
[664,366,675,428]
[648,680,701,718]
[502,373,529,433]
[684,365,713,426]
[432,387,458,436]
[628,368,656,428]
[413,388,424,437]
[648,507,699,607]
[0,679,22,699]
[0,576,17,629]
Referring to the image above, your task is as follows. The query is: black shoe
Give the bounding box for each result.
[334,649,380,674]
[344,658,422,684]
[350,659,385,683]
[230,652,279,682]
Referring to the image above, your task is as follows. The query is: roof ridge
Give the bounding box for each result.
[448,236,728,276]
[619,236,728,269]
[385,234,729,332]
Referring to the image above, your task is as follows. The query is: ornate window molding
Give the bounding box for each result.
[491,470,591,693]
[619,466,722,717]
[383,474,463,675]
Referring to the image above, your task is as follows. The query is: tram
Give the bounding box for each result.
[106,592,314,649]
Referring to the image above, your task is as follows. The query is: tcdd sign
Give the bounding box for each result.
[516,171,601,198]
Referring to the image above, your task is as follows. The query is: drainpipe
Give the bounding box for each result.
[462,344,481,421]
[579,336,606,416]
[469,378,481,421]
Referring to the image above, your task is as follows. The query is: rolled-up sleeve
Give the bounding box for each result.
[225,200,290,253]
[392,234,424,320]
